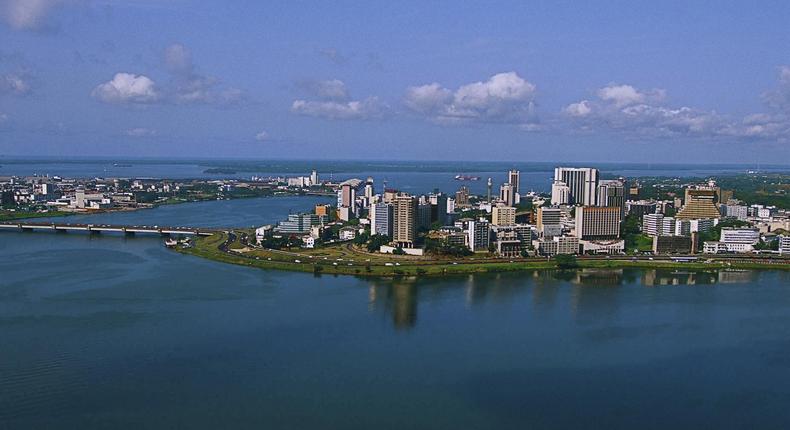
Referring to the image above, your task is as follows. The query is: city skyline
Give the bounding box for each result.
[2,1,790,162]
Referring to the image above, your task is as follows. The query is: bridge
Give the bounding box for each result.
[0,221,218,236]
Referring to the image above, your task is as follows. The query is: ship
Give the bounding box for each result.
[454,174,481,181]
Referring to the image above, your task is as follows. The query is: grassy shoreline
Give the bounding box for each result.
[176,232,790,277]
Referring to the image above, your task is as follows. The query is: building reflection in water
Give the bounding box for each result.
[364,268,758,329]
[368,280,419,329]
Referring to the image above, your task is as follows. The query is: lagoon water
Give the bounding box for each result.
[3,196,790,428]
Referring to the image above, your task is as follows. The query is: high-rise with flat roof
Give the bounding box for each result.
[392,194,417,247]
[554,167,599,206]
[575,206,621,240]
[492,205,516,226]
[508,170,520,195]
[370,202,393,238]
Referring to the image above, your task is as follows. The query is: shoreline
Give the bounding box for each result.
[176,231,790,277]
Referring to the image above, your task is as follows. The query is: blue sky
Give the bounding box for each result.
[1,0,790,163]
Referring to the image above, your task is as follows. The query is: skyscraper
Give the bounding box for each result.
[596,179,626,217]
[370,202,393,238]
[550,181,570,205]
[554,167,599,206]
[508,170,520,195]
[393,194,417,247]
[499,183,515,207]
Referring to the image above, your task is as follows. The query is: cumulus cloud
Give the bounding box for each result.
[0,73,31,95]
[564,100,592,117]
[291,97,385,120]
[763,65,790,112]
[563,77,790,141]
[92,73,159,104]
[163,43,244,105]
[0,0,62,30]
[404,72,538,125]
[93,44,244,106]
[125,127,157,137]
[255,130,269,141]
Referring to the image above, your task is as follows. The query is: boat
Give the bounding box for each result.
[454,174,481,181]
[164,238,178,247]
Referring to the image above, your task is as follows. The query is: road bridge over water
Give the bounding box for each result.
[0,221,217,236]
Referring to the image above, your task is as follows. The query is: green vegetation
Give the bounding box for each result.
[621,215,653,254]
[176,231,790,278]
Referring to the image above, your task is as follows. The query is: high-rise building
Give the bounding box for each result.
[554,167,599,206]
[364,177,374,199]
[537,207,562,238]
[310,170,319,185]
[597,179,626,217]
[455,186,470,207]
[467,220,490,252]
[417,202,432,230]
[575,206,621,240]
[429,192,448,226]
[393,194,417,247]
[491,205,516,226]
[370,202,393,238]
[499,183,515,207]
[550,181,570,205]
[642,213,664,237]
[677,189,721,220]
[508,170,520,195]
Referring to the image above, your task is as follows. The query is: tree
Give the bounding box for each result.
[554,254,579,269]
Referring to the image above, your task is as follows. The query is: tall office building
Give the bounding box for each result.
[310,170,319,185]
[370,202,393,238]
[455,186,470,207]
[554,167,599,206]
[499,183,515,207]
[364,177,374,199]
[416,203,433,230]
[393,194,417,247]
[467,220,491,252]
[596,179,626,216]
[508,170,520,195]
[550,181,570,205]
[429,192,448,226]
[536,207,562,238]
[491,205,516,226]
[575,206,621,240]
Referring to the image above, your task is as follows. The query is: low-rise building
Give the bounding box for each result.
[653,235,692,254]
[538,235,579,256]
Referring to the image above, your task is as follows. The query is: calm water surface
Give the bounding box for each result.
[3,197,790,429]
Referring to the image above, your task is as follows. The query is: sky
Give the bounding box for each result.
[1,0,790,164]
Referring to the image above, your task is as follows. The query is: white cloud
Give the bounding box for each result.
[255,130,269,141]
[163,43,244,105]
[125,127,156,137]
[0,0,62,30]
[91,44,244,106]
[596,84,665,108]
[564,100,591,117]
[92,72,159,104]
[0,73,31,95]
[404,72,537,124]
[763,65,790,112]
[313,79,348,100]
[291,97,385,120]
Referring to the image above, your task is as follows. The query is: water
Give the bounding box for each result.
[3,197,790,428]
[2,159,789,195]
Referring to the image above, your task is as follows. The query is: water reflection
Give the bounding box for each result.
[364,269,761,329]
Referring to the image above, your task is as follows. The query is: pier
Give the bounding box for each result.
[0,221,217,236]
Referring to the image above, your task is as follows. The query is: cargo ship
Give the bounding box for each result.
[454,174,481,181]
